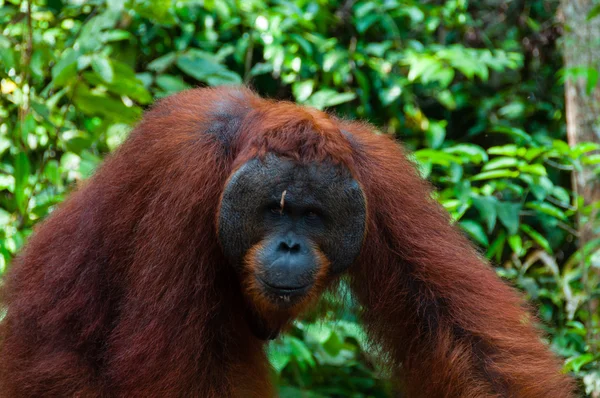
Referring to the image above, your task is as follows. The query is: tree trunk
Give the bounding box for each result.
[560,0,600,360]
[562,0,600,221]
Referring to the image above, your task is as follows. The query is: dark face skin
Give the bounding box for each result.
[218,154,367,309]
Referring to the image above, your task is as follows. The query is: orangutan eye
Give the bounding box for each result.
[305,210,319,220]
[269,205,282,215]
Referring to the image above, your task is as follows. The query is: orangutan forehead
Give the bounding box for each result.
[266,154,351,180]
[231,155,356,193]
[221,154,365,217]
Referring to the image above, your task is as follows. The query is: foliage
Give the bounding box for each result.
[1,0,599,395]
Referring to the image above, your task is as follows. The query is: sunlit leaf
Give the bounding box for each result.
[304,89,356,110]
[267,343,291,374]
[91,55,114,83]
[459,220,489,246]
[155,75,190,94]
[508,234,523,256]
[520,225,553,253]
[525,202,567,220]
[470,170,519,181]
[482,157,518,171]
[292,80,314,102]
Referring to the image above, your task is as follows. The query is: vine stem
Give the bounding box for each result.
[18,0,34,140]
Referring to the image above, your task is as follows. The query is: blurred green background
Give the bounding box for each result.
[1,0,599,396]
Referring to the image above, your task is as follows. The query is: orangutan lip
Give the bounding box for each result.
[257,278,311,297]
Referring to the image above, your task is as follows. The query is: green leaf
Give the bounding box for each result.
[472,195,498,232]
[147,52,177,72]
[470,170,519,181]
[21,113,36,143]
[496,202,522,235]
[288,336,315,370]
[518,163,547,176]
[79,151,102,179]
[322,331,344,357]
[365,42,392,57]
[0,208,11,226]
[304,323,333,344]
[77,54,93,71]
[525,202,567,220]
[206,69,243,86]
[0,175,14,192]
[292,80,314,102]
[133,0,176,25]
[155,75,189,94]
[304,89,356,110]
[414,149,463,166]
[436,89,456,109]
[588,4,600,20]
[380,84,402,106]
[586,68,599,95]
[83,60,152,104]
[572,142,600,157]
[51,49,79,86]
[508,234,523,256]
[521,224,553,253]
[14,152,30,193]
[487,230,506,262]
[74,85,141,123]
[459,220,489,246]
[43,160,61,186]
[565,354,595,373]
[406,55,441,82]
[63,130,93,155]
[177,53,223,79]
[426,122,446,149]
[101,30,131,42]
[528,175,553,201]
[552,139,571,155]
[523,147,547,162]
[106,124,131,151]
[29,50,46,80]
[482,157,518,171]
[14,152,31,214]
[267,343,291,374]
[248,62,273,77]
[60,152,81,173]
[498,102,525,119]
[491,126,532,143]
[176,50,242,85]
[488,145,518,157]
[0,136,10,157]
[551,186,571,205]
[91,55,114,83]
[583,153,600,165]
[356,14,380,33]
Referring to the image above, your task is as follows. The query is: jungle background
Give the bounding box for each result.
[1,0,600,396]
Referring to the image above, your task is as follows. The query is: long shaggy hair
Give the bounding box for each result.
[0,86,574,397]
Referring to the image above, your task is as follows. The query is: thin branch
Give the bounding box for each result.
[544,158,574,171]
[18,0,34,135]
[545,194,578,211]
[556,220,579,236]
[243,33,255,84]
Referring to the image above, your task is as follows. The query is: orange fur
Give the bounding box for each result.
[0,86,574,397]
